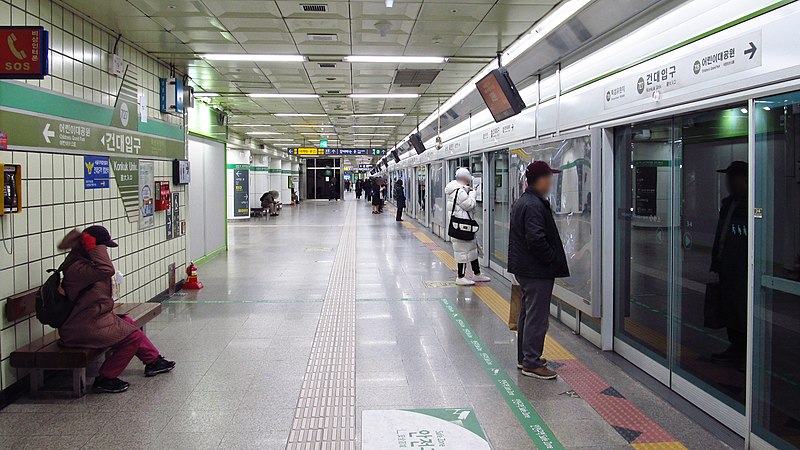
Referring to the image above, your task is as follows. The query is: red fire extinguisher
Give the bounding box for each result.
[184,261,204,289]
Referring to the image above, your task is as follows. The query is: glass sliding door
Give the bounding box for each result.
[614,105,750,429]
[489,150,510,268]
[753,91,800,449]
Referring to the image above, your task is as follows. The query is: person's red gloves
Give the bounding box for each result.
[81,232,97,250]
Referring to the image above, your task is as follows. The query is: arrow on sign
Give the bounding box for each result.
[43,123,55,143]
[744,42,757,60]
[235,171,242,177]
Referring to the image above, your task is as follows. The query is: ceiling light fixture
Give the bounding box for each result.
[274,113,327,117]
[202,54,307,62]
[385,0,394,7]
[353,133,391,136]
[260,138,295,141]
[229,124,272,127]
[246,131,282,135]
[353,113,405,117]
[290,124,335,128]
[351,125,396,128]
[349,93,419,99]
[248,93,320,98]
[343,56,446,64]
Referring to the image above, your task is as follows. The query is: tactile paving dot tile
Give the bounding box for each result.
[288,203,358,448]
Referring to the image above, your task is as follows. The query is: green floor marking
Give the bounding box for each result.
[438,298,564,450]
[162,299,324,304]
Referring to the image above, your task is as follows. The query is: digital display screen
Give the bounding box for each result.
[476,68,525,122]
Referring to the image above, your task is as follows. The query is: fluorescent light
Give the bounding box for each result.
[349,93,420,99]
[353,113,405,117]
[248,93,320,98]
[344,56,446,64]
[385,0,394,7]
[275,113,327,117]
[194,92,219,97]
[290,124,335,128]
[260,138,295,141]
[230,124,271,127]
[353,133,391,136]
[202,54,307,62]
[300,132,335,135]
[246,131,282,136]
[351,125,396,128]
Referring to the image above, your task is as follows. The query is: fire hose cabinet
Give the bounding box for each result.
[155,181,171,211]
[1,164,22,215]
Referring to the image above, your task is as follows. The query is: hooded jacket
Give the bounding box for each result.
[445,179,480,263]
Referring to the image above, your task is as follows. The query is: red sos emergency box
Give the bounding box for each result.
[0,26,49,79]
[155,181,171,211]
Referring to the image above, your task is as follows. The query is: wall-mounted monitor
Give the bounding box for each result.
[173,159,191,185]
[390,150,400,163]
[409,133,426,154]
[475,67,526,122]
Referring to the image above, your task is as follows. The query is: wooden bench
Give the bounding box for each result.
[5,290,162,397]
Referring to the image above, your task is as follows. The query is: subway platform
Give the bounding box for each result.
[0,198,738,449]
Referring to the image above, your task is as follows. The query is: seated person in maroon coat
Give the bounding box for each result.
[58,226,175,393]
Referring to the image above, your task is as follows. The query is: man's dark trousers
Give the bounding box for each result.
[517,276,555,369]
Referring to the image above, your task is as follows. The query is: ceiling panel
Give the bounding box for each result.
[60,0,568,146]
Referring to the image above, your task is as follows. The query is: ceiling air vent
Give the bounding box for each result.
[301,4,328,12]
[393,69,441,87]
[307,33,338,42]
[318,63,336,68]
[327,90,340,94]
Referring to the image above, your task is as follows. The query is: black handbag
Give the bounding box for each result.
[703,281,726,329]
[448,188,480,241]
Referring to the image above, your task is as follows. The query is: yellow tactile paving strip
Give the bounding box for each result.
[432,250,458,270]
[413,231,435,244]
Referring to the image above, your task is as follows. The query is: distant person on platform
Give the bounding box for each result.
[710,161,748,364]
[355,179,363,200]
[508,161,569,380]
[394,179,406,222]
[371,180,382,214]
[328,181,339,201]
[364,178,374,202]
[445,168,490,286]
[345,179,351,192]
[260,190,279,216]
[57,227,175,393]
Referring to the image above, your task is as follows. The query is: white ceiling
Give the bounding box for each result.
[64,0,564,148]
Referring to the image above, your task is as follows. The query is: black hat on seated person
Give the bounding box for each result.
[717,160,748,177]
[84,225,118,248]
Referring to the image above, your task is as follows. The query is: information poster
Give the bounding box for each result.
[362,409,490,450]
[233,167,249,217]
[111,157,139,222]
[83,155,110,189]
[634,166,657,217]
[138,160,154,229]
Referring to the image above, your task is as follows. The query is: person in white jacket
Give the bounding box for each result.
[445,168,491,286]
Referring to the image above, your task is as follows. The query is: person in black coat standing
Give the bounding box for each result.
[393,179,406,222]
[508,161,569,380]
[709,161,748,363]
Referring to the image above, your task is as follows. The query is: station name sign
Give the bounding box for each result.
[288,147,385,156]
[0,26,49,79]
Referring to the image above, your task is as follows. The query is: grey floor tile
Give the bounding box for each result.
[161,409,235,433]
[219,430,290,450]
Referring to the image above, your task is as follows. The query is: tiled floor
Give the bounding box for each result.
[0,197,735,449]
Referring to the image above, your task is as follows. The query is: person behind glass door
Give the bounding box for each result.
[445,167,491,286]
[355,179,363,199]
[710,161,749,364]
[371,179,382,214]
[508,161,570,380]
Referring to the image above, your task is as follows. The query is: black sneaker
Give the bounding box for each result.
[93,377,130,393]
[144,356,176,377]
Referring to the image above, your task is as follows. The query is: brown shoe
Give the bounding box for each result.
[521,366,557,380]
[517,358,547,369]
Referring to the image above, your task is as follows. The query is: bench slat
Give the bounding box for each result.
[6,289,38,321]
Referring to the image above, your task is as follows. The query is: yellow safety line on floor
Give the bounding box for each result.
[402,221,417,229]
[543,335,577,361]
[413,230,434,244]
[632,442,689,450]
[432,250,458,270]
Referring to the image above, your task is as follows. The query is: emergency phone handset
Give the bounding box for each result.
[7,33,27,60]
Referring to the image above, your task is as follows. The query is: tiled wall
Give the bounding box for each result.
[0,0,188,390]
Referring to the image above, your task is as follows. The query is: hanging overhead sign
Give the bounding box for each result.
[0,26,49,79]
[287,147,385,156]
